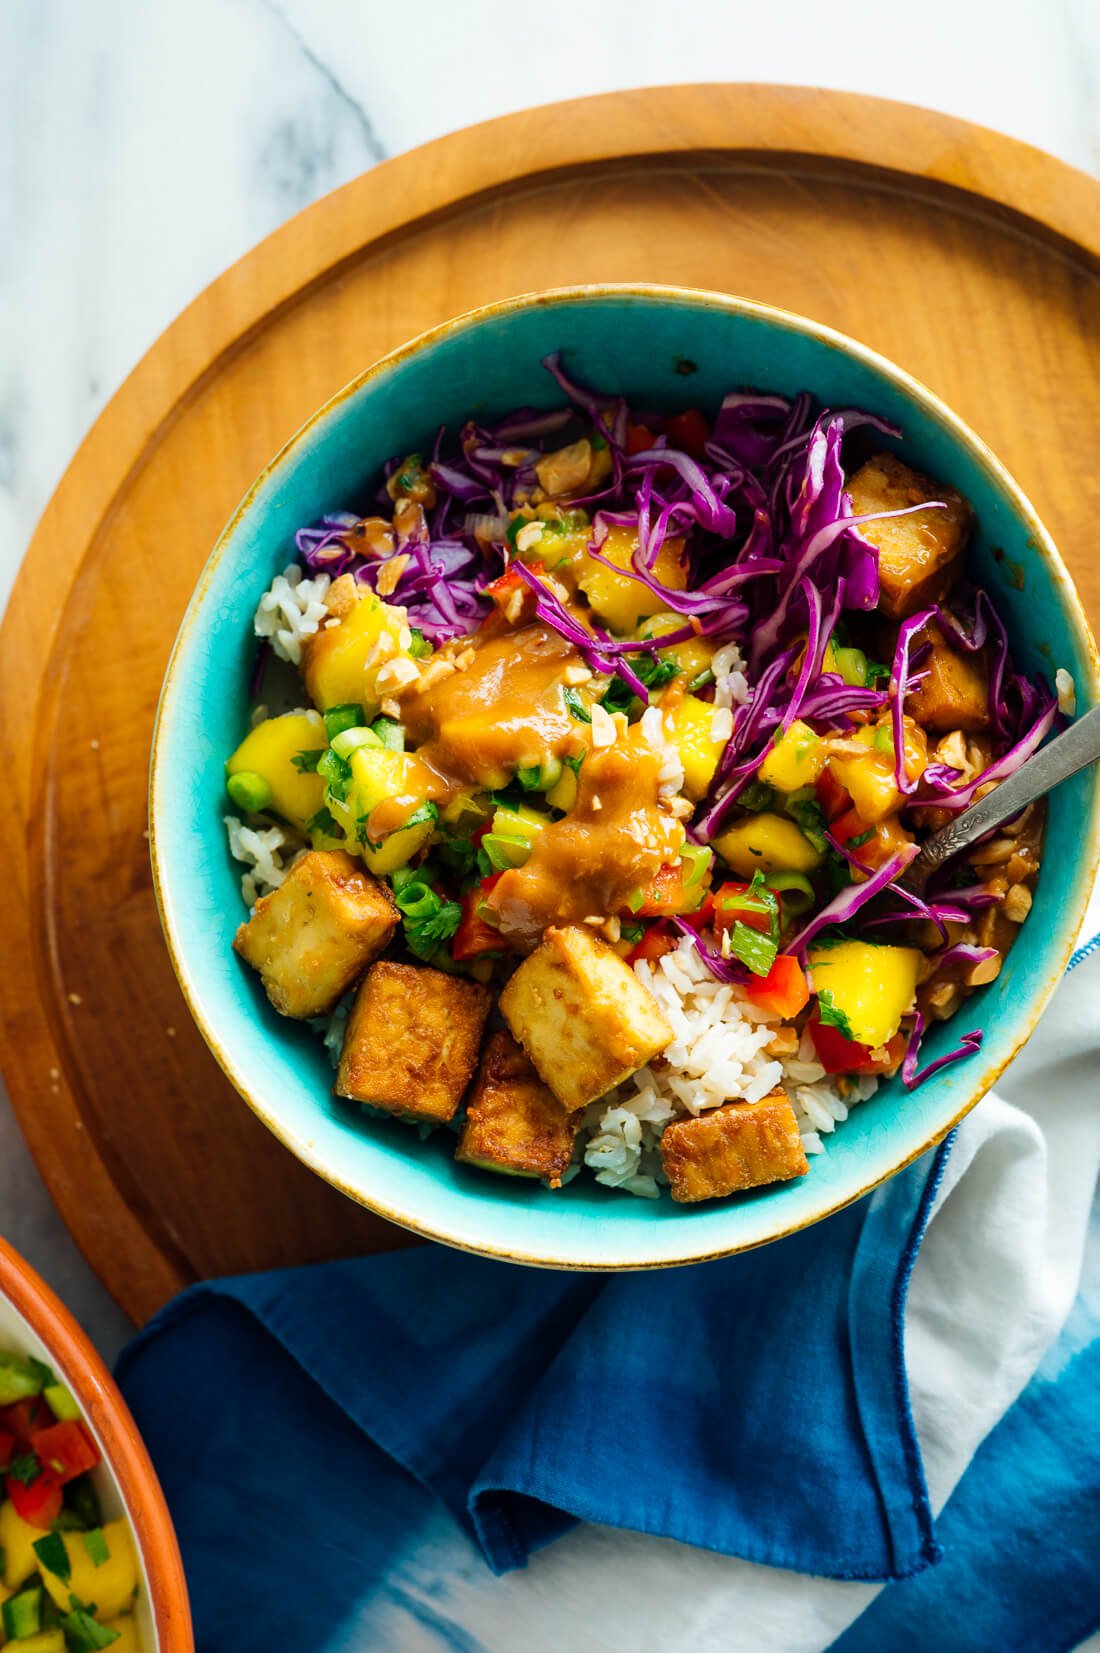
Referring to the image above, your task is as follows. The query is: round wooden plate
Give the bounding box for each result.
[2,86,1098,1326]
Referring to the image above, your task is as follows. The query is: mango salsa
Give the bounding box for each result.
[38,1520,138,1621]
[0,1500,40,1589]
[576,526,686,633]
[327,746,437,876]
[639,611,716,686]
[827,718,928,824]
[668,694,729,801]
[808,940,919,1048]
[226,710,327,831]
[713,812,824,877]
[302,591,414,715]
[758,719,826,793]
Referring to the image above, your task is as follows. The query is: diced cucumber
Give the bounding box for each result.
[3,1585,43,1641]
[370,717,405,752]
[0,1354,45,1406]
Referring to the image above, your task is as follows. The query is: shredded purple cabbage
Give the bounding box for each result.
[901,1013,983,1090]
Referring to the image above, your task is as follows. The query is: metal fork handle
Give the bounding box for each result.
[912,700,1100,878]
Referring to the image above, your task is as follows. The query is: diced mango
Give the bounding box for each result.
[668,694,729,801]
[827,719,928,825]
[100,1622,141,1653]
[759,720,827,793]
[39,1521,137,1621]
[301,591,414,715]
[712,812,823,876]
[0,1501,41,1589]
[808,940,920,1048]
[326,746,438,875]
[576,527,686,633]
[5,1633,67,1653]
[226,710,326,830]
[639,612,716,686]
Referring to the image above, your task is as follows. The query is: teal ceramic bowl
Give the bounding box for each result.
[151,286,1100,1269]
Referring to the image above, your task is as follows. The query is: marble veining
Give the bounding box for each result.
[0,0,1097,1360]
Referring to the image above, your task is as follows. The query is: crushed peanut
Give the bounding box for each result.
[324,573,358,618]
[374,656,421,695]
[514,522,545,554]
[375,554,410,597]
[1004,883,1033,923]
[589,703,617,748]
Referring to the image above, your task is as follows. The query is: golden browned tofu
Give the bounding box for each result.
[456,1031,579,1186]
[336,960,491,1123]
[234,850,398,1019]
[660,1091,809,1204]
[499,924,672,1112]
[846,453,973,619]
[904,620,991,733]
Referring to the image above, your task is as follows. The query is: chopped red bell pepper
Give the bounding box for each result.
[742,954,810,1020]
[626,921,677,966]
[701,880,777,937]
[1,1396,52,1451]
[29,1419,100,1484]
[809,1018,906,1076]
[629,862,709,917]
[815,768,852,823]
[7,1463,63,1529]
[451,874,507,961]
[664,409,712,459]
[831,808,914,876]
[0,1429,14,1472]
[625,423,656,455]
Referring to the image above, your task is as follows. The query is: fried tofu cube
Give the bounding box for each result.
[904,620,991,732]
[336,960,491,1123]
[660,1090,809,1204]
[234,850,397,1018]
[456,1031,579,1185]
[846,453,973,619]
[499,924,672,1112]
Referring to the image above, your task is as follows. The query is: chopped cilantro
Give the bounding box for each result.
[728,921,778,977]
[8,1454,40,1486]
[866,660,891,686]
[848,828,874,849]
[620,921,645,945]
[393,876,462,960]
[562,752,584,774]
[817,990,855,1040]
[291,748,325,773]
[787,794,828,853]
[563,686,592,723]
[739,780,776,813]
[600,657,680,716]
[407,628,432,659]
[317,747,352,801]
[308,806,341,839]
[591,432,608,451]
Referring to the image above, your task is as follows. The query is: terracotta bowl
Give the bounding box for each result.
[0,1235,192,1650]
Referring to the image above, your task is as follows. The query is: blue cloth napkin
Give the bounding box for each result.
[117,1139,954,1642]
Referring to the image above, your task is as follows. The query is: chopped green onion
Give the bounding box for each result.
[225,771,272,814]
[679,844,714,891]
[43,1384,80,1422]
[371,717,405,752]
[331,725,383,760]
[32,1532,71,1584]
[323,703,365,740]
[562,753,584,774]
[482,833,532,872]
[687,668,715,692]
[763,871,816,916]
[407,628,432,659]
[620,921,645,944]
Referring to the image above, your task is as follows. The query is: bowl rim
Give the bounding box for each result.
[150,281,1100,1270]
[0,1233,193,1649]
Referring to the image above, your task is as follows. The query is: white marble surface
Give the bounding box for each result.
[1,0,1098,1360]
